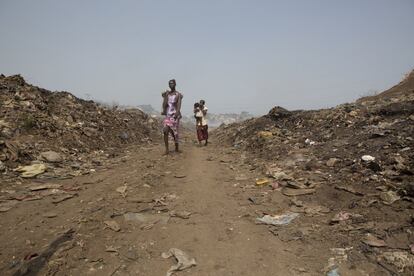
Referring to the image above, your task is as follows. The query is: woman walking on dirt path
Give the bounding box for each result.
[161,79,183,155]
[195,99,208,146]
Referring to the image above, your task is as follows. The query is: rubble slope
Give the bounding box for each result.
[214,71,414,274]
[0,74,159,179]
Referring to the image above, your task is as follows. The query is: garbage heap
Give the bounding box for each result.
[215,71,414,274]
[216,70,414,195]
[0,74,159,180]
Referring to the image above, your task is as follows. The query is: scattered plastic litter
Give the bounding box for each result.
[13,164,47,178]
[256,212,299,226]
[105,246,119,253]
[362,233,387,247]
[0,200,18,212]
[104,220,121,232]
[162,248,197,276]
[305,138,316,145]
[270,181,280,190]
[52,193,76,204]
[257,131,273,138]
[286,181,314,189]
[116,185,127,197]
[326,268,339,276]
[282,187,315,196]
[330,211,361,223]
[380,190,400,205]
[29,183,62,191]
[0,160,6,172]
[42,212,58,218]
[326,158,340,167]
[361,155,375,162]
[265,165,293,180]
[170,210,192,219]
[334,185,364,196]
[124,212,170,224]
[255,178,270,186]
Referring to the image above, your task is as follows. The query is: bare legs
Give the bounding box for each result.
[163,126,179,155]
[163,128,170,155]
[196,126,208,147]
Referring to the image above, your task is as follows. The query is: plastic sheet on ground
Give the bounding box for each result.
[14,164,47,178]
[256,212,299,226]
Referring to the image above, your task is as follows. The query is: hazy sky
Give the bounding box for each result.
[1,0,413,115]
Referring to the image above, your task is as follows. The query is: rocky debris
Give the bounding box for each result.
[378,251,414,273]
[40,151,62,163]
[0,74,158,181]
[215,70,414,274]
[265,106,291,120]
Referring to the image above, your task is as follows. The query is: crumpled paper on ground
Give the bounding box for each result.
[161,248,196,276]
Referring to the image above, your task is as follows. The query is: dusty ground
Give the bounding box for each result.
[0,131,411,276]
[0,133,292,276]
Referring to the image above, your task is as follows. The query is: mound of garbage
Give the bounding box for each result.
[0,74,159,180]
[215,70,414,274]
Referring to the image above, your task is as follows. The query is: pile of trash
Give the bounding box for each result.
[0,74,159,180]
[215,70,414,274]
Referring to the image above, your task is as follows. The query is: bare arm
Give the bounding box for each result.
[176,93,183,118]
[161,91,168,115]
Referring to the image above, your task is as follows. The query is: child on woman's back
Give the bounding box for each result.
[194,102,203,126]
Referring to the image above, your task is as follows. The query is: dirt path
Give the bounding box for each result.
[143,142,293,276]
[0,136,358,275]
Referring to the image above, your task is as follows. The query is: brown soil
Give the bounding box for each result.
[2,132,409,275]
[0,134,302,276]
